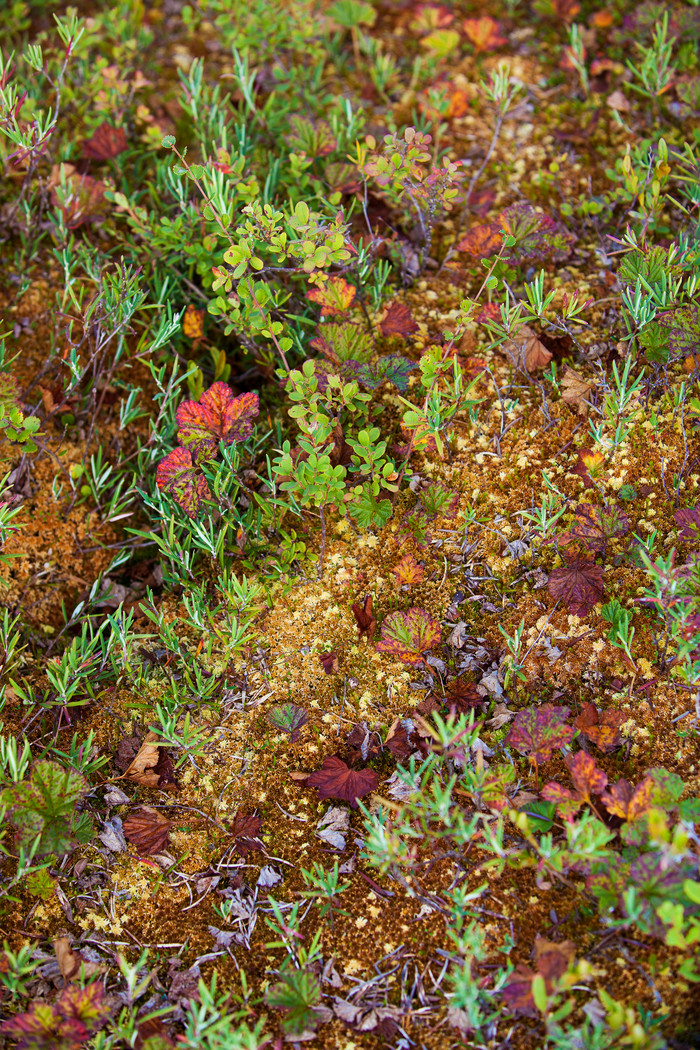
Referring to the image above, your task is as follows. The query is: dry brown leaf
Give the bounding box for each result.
[502,325,552,372]
[123,806,172,855]
[487,703,513,730]
[53,937,105,981]
[120,732,171,789]
[606,90,630,112]
[560,367,594,415]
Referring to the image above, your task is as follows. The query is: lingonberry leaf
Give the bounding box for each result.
[304,755,379,809]
[82,122,128,160]
[601,777,654,822]
[347,354,416,392]
[462,15,507,51]
[380,301,419,337]
[123,806,172,855]
[229,811,263,857]
[176,382,259,459]
[267,702,309,742]
[574,702,624,753]
[391,553,424,587]
[376,607,441,666]
[547,556,604,616]
[506,704,574,764]
[675,506,700,542]
[306,275,357,315]
[156,446,212,518]
[351,594,377,641]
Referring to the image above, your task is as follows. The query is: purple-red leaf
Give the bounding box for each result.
[376,607,441,666]
[380,301,419,338]
[176,382,259,459]
[675,506,700,542]
[303,755,379,809]
[156,446,211,518]
[547,557,604,616]
[506,704,574,764]
[82,122,128,160]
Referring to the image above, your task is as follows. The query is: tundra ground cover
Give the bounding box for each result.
[0,0,699,1047]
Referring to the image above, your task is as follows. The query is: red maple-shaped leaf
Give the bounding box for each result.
[156,447,212,518]
[176,382,259,459]
[547,557,604,616]
[380,301,419,338]
[506,704,574,765]
[304,755,379,809]
[230,811,264,857]
[351,594,377,641]
[82,122,128,160]
[306,276,356,316]
[462,15,507,52]
[123,806,172,855]
[601,777,654,822]
[391,554,424,587]
[376,607,441,666]
[574,702,624,753]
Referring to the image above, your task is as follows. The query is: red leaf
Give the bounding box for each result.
[560,503,630,552]
[82,122,128,160]
[547,557,604,617]
[176,382,259,459]
[380,301,419,338]
[319,650,340,674]
[123,806,172,855]
[230,811,263,857]
[566,750,608,799]
[351,594,377,641]
[306,276,357,316]
[304,755,379,809]
[505,704,574,764]
[156,446,211,518]
[456,222,503,257]
[376,607,441,666]
[501,963,538,1017]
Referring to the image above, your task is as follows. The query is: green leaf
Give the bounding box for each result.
[161,135,176,148]
[3,760,90,857]
[266,969,321,1036]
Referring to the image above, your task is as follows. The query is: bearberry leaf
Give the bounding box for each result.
[156,447,212,518]
[123,806,172,855]
[380,301,419,337]
[306,276,357,315]
[376,607,441,666]
[547,557,604,616]
[601,777,654,822]
[304,755,379,809]
[176,382,259,459]
[506,704,574,764]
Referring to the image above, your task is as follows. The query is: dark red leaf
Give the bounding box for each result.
[319,650,340,674]
[82,122,128,160]
[547,557,604,616]
[305,755,379,809]
[156,447,211,518]
[230,811,264,857]
[380,301,419,338]
[123,806,172,855]
[352,594,377,641]
[176,382,259,459]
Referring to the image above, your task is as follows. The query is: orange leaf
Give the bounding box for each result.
[456,222,503,257]
[462,16,506,52]
[601,777,654,822]
[306,276,357,316]
[183,304,205,340]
